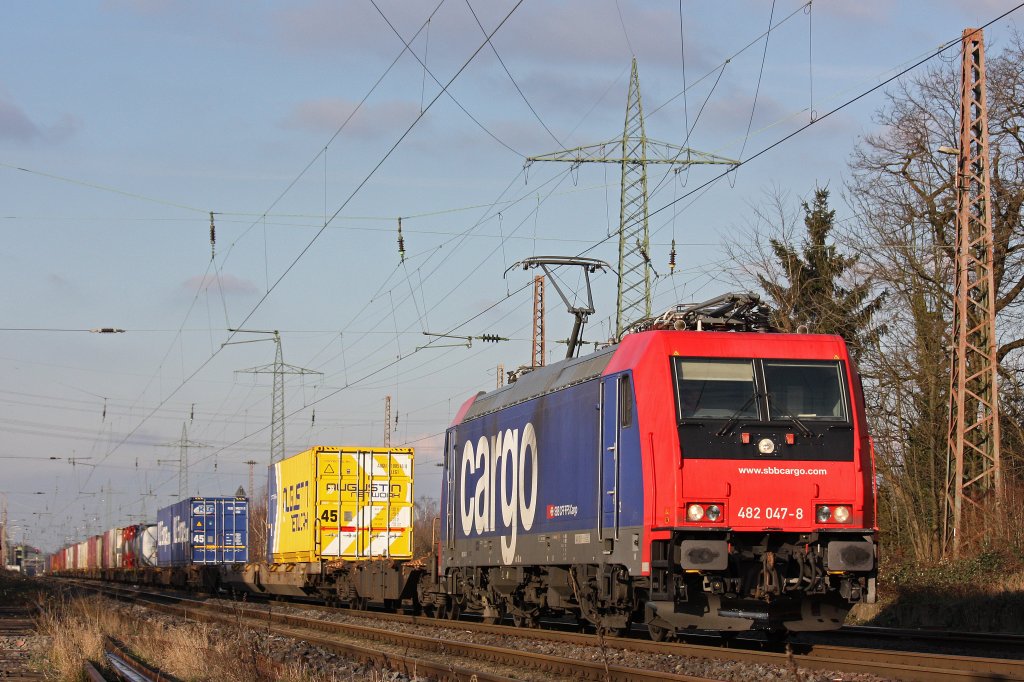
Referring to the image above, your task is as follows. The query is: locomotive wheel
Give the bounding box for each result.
[446,601,462,620]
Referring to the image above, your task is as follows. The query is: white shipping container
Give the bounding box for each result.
[75,540,88,570]
[102,528,124,569]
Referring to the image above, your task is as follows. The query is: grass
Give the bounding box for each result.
[33,593,384,681]
[848,548,1024,632]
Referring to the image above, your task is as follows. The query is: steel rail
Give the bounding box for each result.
[102,637,180,682]
[74,581,1024,681]
[82,660,108,682]
[162,601,718,682]
[0,604,45,681]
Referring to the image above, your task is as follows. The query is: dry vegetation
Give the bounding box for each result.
[33,593,382,681]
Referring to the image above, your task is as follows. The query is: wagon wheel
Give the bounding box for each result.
[647,622,670,642]
[597,623,627,638]
[511,611,538,629]
[481,603,505,626]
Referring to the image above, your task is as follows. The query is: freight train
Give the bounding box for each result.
[50,294,878,638]
[48,496,249,590]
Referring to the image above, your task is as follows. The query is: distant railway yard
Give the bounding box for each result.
[4,571,1024,681]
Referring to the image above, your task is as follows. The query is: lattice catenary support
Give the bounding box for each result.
[943,27,1003,558]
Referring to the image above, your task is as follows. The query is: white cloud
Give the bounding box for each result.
[181,273,258,296]
[279,97,420,137]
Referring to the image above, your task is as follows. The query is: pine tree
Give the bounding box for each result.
[757,187,884,361]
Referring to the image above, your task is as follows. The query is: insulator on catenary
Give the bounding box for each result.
[209,212,216,261]
[397,217,406,263]
[669,239,677,273]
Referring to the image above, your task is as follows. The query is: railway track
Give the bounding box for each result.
[92,637,182,682]
[0,604,44,681]
[824,624,1024,655]
[75,581,1024,681]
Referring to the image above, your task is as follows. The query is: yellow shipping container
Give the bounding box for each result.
[268,446,413,564]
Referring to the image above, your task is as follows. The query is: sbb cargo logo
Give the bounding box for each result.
[547,504,578,519]
[459,422,538,565]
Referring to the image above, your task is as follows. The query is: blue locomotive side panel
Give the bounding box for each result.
[444,374,644,567]
[156,497,249,567]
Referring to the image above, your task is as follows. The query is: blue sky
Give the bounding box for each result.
[2,0,1020,550]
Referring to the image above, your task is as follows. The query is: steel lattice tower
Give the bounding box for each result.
[384,395,392,448]
[157,423,209,499]
[235,331,322,466]
[532,275,546,367]
[943,27,1002,558]
[528,58,737,338]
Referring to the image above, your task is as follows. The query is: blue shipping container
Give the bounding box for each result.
[156,497,249,566]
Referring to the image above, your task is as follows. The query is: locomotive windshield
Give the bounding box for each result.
[676,359,757,419]
[673,356,853,461]
[762,361,847,421]
[674,358,847,422]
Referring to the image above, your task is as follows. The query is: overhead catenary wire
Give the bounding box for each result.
[729,0,776,187]
[127,161,591,500]
[55,0,528,515]
[463,0,564,149]
[646,4,1024,225]
[371,0,525,158]
[29,2,1024,545]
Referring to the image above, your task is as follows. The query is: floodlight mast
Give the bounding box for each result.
[507,256,610,359]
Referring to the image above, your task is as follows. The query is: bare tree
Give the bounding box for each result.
[725,37,1024,561]
[413,495,439,559]
[844,36,1024,559]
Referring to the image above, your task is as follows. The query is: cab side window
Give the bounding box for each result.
[619,374,633,428]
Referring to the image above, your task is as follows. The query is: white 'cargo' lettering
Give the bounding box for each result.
[459,421,539,565]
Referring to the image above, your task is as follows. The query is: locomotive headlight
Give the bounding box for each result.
[816,505,831,523]
[833,505,851,523]
[705,504,722,522]
[687,504,705,521]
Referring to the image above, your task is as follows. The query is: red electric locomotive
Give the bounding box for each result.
[438,293,877,636]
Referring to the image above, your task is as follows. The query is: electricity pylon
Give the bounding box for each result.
[157,423,209,499]
[527,58,738,338]
[384,395,392,448]
[943,27,1002,558]
[230,330,323,466]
